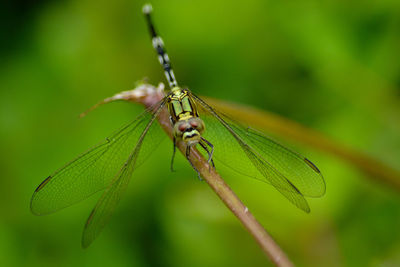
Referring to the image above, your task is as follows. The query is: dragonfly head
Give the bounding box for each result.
[174,117,205,146]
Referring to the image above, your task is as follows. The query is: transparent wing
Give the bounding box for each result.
[192,94,325,212]
[81,103,164,248]
[30,99,167,216]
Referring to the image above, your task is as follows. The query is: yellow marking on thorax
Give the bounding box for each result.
[177,112,193,121]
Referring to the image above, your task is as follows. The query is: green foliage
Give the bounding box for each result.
[0,0,399,266]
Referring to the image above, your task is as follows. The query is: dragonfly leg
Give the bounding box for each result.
[170,137,177,172]
[186,145,202,180]
[199,139,215,171]
[201,137,215,170]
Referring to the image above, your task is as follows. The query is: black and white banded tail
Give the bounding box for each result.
[143,4,178,88]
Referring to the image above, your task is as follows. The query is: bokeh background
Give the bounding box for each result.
[1,0,400,266]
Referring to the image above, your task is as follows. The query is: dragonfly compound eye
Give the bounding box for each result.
[190,121,198,128]
[188,117,205,133]
[174,121,190,139]
[178,123,187,132]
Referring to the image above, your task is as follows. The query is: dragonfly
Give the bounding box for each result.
[31,4,325,248]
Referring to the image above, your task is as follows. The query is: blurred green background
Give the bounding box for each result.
[1,0,400,266]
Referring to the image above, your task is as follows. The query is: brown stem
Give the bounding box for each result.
[113,83,293,266]
[157,106,293,267]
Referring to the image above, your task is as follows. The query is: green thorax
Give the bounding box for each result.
[167,87,199,123]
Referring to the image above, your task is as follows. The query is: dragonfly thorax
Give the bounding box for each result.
[167,87,199,123]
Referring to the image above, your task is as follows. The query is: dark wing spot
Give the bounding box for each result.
[35,176,52,192]
[304,158,321,173]
[285,178,302,195]
[85,208,96,228]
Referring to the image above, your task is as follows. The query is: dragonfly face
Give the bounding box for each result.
[173,117,205,145]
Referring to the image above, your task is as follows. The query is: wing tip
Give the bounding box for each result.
[81,237,91,249]
[30,193,42,216]
[319,181,327,197]
[303,158,326,197]
[81,207,97,249]
[31,176,54,215]
[30,206,41,216]
[298,200,311,213]
[29,204,54,216]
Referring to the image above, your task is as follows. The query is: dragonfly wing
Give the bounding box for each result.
[81,104,164,248]
[192,94,325,212]
[229,124,325,197]
[31,99,167,215]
